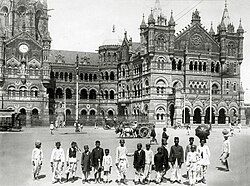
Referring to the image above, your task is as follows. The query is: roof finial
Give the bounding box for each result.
[225,0,228,8]
[112,25,115,33]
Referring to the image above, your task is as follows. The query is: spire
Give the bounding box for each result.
[153,0,162,19]
[168,10,175,26]
[209,22,215,35]
[140,14,147,29]
[221,0,231,28]
[237,18,244,33]
[148,9,155,25]
[112,25,115,33]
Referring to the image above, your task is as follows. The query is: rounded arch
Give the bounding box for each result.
[19,108,27,126]
[218,108,226,124]
[205,107,215,124]
[107,109,115,117]
[65,88,72,99]
[110,71,115,81]
[182,107,191,124]
[80,88,88,99]
[110,90,115,99]
[89,89,97,100]
[55,88,63,99]
[8,85,15,97]
[89,109,96,116]
[66,109,71,116]
[31,108,39,115]
[193,107,202,124]
[172,80,183,90]
[80,109,87,116]
[30,86,39,97]
[19,86,28,97]
[105,71,109,80]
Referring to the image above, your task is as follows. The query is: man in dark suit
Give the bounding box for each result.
[91,140,104,183]
[133,143,145,185]
[161,138,170,180]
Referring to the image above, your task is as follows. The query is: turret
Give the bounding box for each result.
[140,14,147,29]
[168,10,175,55]
[148,10,155,25]
[209,22,215,35]
[237,19,244,62]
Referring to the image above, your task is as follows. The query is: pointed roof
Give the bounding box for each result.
[168,10,175,26]
[140,14,147,29]
[209,22,215,35]
[237,19,244,33]
[148,9,155,24]
[221,0,231,28]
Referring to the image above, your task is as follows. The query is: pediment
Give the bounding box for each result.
[175,24,220,53]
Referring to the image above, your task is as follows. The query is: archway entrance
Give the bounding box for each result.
[169,104,174,126]
[218,108,226,124]
[19,108,26,126]
[193,108,201,124]
[31,108,40,126]
[182,108,190,124]
[205,107,215,124]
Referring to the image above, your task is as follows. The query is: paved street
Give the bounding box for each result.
[0,126,249,186]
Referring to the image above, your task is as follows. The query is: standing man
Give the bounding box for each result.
[65,141,81,183]
[50,142,65,184]
[169,137,184,184]
[161,138,170,180]
[115,139,132,185]
[186,145,200,186]
[143,144,154,184]
[91,140,104,183]
[133,143,145,185]
[220,129,230,171]
[197,139,210,184]
[162,127,169,142]
[31,140,43,180]
[185,137,197,178]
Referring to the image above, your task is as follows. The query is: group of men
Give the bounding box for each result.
[31,127,231,185]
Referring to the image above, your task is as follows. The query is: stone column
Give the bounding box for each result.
[215,115,218,125]
[201,116,205,124]
[26,110,31,127]
[226,116,229,125]
[190,115,194,125]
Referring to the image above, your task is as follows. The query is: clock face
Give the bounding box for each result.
[19,44,29,53]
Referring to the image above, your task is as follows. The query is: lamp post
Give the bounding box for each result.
[75,55,79,131]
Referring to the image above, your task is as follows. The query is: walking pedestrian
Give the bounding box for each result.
[169,137,184,184]
[91,140,104,183]
[150,125,158,145]
[220,129,230,171]
[133,143,145,185]
[31,140,43,180]
[81,145,92,184]
[142,144,154,184]
[50,142,65,184]
[65,141,81,183]
[50,122,54,135]
[186,145,200,186]
[197,139,210,184]
[162,127,169,142]
[103,149,112,183]
[154,147,164,184]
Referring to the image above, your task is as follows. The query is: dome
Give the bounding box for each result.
[102,26,122,46]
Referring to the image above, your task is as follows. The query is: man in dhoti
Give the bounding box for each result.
[50,142,65,184]
[220,129,230,171]
[115,139,132,185]
[31,140,43,180]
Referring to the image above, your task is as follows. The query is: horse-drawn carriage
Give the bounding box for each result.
[0,109,22,132]
[115,121,154,138]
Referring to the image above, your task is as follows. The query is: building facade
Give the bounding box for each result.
[0,0,246,126]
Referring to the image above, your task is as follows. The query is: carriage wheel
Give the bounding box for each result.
[139,127,150,138]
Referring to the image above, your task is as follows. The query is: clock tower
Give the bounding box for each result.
[0,0,51,126]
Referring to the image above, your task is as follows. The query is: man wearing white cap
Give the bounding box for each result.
[220,129,230,171]
[31,140,43,180]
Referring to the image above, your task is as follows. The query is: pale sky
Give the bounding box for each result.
[47,0,250,103]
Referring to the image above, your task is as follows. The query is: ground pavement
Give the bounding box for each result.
[0,126,249,186]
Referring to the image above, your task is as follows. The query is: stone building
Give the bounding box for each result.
[0,0,246,126]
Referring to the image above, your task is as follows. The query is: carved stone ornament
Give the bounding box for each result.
[191,34,202,47]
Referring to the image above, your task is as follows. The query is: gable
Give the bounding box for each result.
[175,24,220,53]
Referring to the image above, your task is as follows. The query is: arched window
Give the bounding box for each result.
[212,84,219,94]
[81,109,87,116]
[90,110,96,115]
[156,80,166,95]
[89,74,92,82]
[80,73,83,80]
[55,72,59,79]
[93,74,97,81]
[66,109,71,116]
[108,110,114,116]
[84,73,88,81]
[110,90,115,99]
[211,62,215,72]
[105,71,109,80]
[226,81,229,89]
[189,61,193,71]
[30,87,38,97]
[80,89,88,99]
[228,42,236,56]
[32,108,39,115]
[110,71,115,80]
[69,73,72,82]
[134,85,137,97]
[199,62,202,71]
[172,59,176,70]
[66,88,72,99]
[65,72,68,81]
[19,86,27,97]
[55,88,63,99]
[233,83,236,91]
[203,62,206,71]
[50,71,54,79]
[177,60,182,71]
[89,89,96,100]
[101,72,104,80]
[105,90,109,99]
[60,72,63,80]
[122,68,125,77]
[8,86,15,97]
[1,7,9,27]
[215,62,220,73]
[194,61,198,71]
